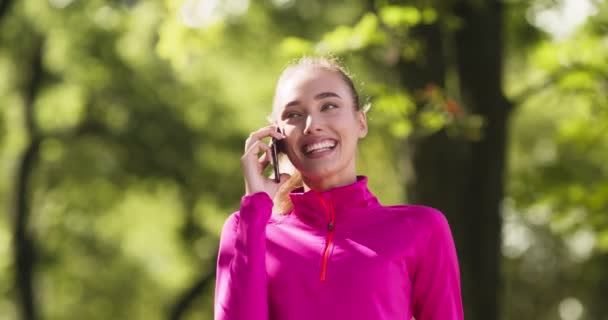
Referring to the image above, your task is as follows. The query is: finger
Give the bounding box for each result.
[258,148,271,167]
[245,126,286,150]
[244,141,271,160]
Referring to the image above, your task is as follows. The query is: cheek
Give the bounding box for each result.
[337,126,361,152]
[280,127,299,153]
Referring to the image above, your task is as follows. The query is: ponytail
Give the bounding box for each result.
[272,169,302,215]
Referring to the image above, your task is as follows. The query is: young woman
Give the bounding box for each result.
[214,57,464,320]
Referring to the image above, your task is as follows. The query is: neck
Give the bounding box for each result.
[302,174,357,192]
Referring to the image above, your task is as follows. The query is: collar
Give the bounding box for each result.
[288,176,380,228]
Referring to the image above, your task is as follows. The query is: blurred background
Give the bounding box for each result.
[1,0,607,319]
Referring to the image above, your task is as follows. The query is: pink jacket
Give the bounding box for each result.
[215,176,464,320]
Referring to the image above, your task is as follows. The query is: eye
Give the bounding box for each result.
[284,112,302,119]
[322,103,338,111]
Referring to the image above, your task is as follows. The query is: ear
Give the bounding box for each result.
[356,110,368,139]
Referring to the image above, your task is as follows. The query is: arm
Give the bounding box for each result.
[214,192,273,320]
[411,209,464,320]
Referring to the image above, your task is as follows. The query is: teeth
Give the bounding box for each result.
[305,140,336,153]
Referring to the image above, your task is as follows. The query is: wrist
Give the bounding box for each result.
[245,183,265,196]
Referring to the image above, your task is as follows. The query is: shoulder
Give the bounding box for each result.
[383,204,447,226]
[383,205,457,266]
[380,204,452,241]
[219,211,240,238]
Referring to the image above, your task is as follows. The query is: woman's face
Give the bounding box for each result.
[274,67,367,188]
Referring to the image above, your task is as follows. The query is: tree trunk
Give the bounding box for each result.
[13,139,41,320]
[0,0,15,24]
[588,253,608,319]
[168,189,213,320]
[168,269,216,320]
[400,1,513,319]
[12,39,44,320]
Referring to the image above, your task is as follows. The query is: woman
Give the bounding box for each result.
[214,57,464,320]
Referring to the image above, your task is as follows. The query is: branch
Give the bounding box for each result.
[168,266,217,320]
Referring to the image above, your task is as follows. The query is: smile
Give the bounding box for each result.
[302,139,337,155]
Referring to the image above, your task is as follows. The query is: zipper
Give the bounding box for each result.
[315,193,336,281]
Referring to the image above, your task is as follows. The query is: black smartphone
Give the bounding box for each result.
[270,128,285,183]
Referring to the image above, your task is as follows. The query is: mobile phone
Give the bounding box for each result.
[270,128,285,183]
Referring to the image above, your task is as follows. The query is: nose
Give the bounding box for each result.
[303,113,322,135]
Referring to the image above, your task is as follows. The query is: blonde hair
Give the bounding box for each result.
[270,56,368,215]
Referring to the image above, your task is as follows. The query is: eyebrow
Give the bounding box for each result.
[284,91,342,109]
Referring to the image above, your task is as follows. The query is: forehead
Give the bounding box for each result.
[276,67,352,105]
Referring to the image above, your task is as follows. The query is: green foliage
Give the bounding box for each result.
[371,89,414,137]
[379,5,422,27]
[504,4,608,317]
[279,36,314,58]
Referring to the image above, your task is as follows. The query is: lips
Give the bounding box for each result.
[302,139,337,155]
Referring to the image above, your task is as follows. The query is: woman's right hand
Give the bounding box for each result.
[241,125,291,198]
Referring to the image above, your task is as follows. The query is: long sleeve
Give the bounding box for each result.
[214,192,273,320]
[411,209,464,320]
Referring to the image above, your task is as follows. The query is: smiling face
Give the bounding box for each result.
[273,66,368,191]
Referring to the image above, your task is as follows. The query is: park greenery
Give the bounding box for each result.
[1,0,607,319]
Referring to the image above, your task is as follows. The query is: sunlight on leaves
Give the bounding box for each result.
[419,110,446,132]
[558,297,584,320]
[279,37,314,58]
[316,13,382,54]
[389,120,413,138]
[564,227,595,263]
[373,92,414,117]
[502,206,534,259]
[180,0,249,28]
[557,71,596,91]
[35,83,85,132]
[380,5,421,28]
[98,183,194,291]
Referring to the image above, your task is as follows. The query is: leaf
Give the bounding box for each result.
[389,120,413,138]
[422,8,438,24]
[597,229,608,252]
[317,25,354,53]
[351,13,384,48]
[379,5,421,28]
[557,71,596,91]
[316,13,385,54]
[373,92,415,117]
[35,82,85,132]
[279,37,314,58]
[419,110,445,132]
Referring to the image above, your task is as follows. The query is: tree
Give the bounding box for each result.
[401,1,512,318]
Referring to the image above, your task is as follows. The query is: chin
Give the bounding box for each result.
[301,170,334,182]
[289,151,354,183]
[298,163,344,182]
